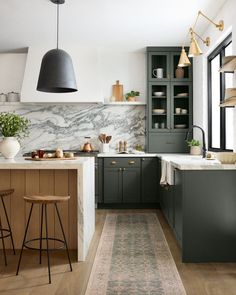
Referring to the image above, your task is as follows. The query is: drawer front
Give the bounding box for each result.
[104,158,140,168]
[148,132,188,153]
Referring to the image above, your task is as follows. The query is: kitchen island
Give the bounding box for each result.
[0,157,95,261]
[158,154,236,262]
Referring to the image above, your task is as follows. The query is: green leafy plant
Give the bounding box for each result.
[125,90,140,100]
[0,112,30,139]
[186,139,200,147]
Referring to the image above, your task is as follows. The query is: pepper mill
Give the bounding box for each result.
[119,141,123,153]
[124,141,127,152]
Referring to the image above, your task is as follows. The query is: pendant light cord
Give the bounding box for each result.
[57,3,59,49]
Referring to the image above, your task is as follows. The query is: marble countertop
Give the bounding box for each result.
[0,157,94,169]
[97,152,158,157]
[157,154,236,170]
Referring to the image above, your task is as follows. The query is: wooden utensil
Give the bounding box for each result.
[106,136,112,143]
[112,80,123,101]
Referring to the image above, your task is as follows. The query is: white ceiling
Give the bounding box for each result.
[0,0,227,52]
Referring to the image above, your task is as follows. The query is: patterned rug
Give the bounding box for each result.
[85,213,186,295]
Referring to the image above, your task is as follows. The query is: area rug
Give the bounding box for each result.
[85,213,186,295]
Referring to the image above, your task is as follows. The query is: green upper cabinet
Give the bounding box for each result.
[148,52,171,81]
[147,47,192,82]
[147,47,193,153]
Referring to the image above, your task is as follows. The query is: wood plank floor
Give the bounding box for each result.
[1,209,236,295]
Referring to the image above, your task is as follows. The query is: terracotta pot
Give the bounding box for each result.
[127,96,136,102]
[190,146,201,156]
[175,67,184,79]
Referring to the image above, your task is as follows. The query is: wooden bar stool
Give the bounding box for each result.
[0,189,15,266]
[16,195,72,284]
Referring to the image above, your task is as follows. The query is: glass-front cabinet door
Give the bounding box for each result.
[170,52,192,81]
[171,82,192,131]
[148,52,170,81]
[148,82,171,132]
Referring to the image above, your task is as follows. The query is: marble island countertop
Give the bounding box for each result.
[0,156,94,169]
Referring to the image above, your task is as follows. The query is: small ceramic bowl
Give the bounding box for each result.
[153,92,164,96]
[153,109,165,114]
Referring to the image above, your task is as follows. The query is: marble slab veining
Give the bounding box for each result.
[0,104,146,155]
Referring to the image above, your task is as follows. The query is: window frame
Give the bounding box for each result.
[207,33,233,152]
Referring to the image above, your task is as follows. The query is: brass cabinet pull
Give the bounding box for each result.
[119,168,122,171]
[111,161,117,165]
[128,160,135,165]
[166,142,175,145]
[142,158,145,161]
[123,168,126,171]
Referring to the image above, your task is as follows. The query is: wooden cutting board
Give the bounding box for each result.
[25,157,78,161]
[112,80,123,101]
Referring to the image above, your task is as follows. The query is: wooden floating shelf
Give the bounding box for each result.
[219,98,236,107]
[219,56,236,73]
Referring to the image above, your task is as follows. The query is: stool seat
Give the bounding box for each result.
[0,189,14,197]
[23,195,70,204]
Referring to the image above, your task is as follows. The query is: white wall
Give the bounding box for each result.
[193,0,236,150]
[0,53,27,94]
[20,46,146,103]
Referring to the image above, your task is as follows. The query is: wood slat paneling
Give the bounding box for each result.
[0,170,11,249]
[25,170,40,247]
[10,170,26,249]
[0,169,77,250]
[39,170,55,248]
[54,170,69,246]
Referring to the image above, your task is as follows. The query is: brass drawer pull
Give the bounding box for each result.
[111,161,117,165]
[166,142,175,145]
[128,160,135,165]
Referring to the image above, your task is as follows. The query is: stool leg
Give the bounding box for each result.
[55,204,72,271]
[16,203,34,276]
[44,204,51,284]
[39,204,44,264]
[1,196,15,255]
[0,217,7,266]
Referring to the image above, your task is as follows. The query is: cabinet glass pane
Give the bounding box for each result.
[173,85,190,129]
[151,54,168,79]
[172,53,190,79]
[151,84,168,130]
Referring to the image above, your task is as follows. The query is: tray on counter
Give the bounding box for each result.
[24,157,78,161]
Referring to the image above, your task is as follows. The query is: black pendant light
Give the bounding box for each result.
[37,0,77,93]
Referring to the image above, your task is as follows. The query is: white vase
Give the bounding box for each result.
[190,146,201,156]
[0,137,20,159]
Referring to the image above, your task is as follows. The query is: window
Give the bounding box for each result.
[208,34,233,151]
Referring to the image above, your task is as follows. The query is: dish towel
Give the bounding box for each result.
[160,159,175,186]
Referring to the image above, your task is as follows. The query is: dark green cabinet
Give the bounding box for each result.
[95,158,103,203]
[99,156,160,207]
[141,157,159,203]
[103,158,141,204]
[104,167,122,203]
[146,47,193,153]
[122,168,141,203]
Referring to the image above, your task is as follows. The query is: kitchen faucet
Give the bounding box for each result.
[185,125,207,158]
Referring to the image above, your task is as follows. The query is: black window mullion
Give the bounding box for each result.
[220,50,226,150]
[208,33,232,152]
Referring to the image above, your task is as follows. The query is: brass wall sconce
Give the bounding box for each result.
[178,10,224,67]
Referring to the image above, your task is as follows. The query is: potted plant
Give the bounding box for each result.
[125,90,140,102]
[186,139,202,155]
[0,112,30,159]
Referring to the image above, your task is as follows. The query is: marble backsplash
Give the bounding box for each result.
[0,104,146,154]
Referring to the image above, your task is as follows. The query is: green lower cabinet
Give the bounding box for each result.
[123,168,141,203]
[141,158,159,203]
[101,157,160,206]
[104,167,122,203]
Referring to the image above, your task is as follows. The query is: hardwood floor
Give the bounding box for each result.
[1,209,236,295]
